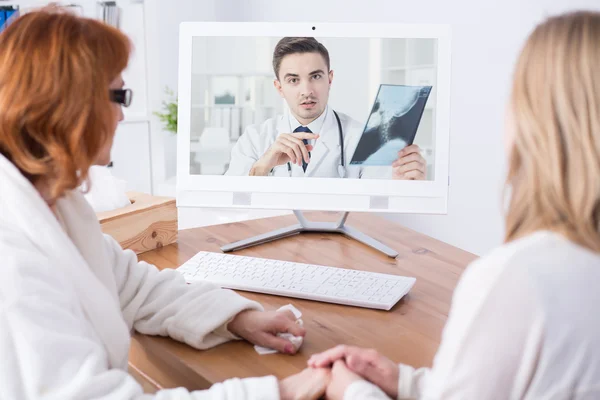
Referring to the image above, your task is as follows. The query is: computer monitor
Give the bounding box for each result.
[176,22,451,255]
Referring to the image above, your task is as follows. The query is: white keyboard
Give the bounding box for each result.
[177,251,416,311]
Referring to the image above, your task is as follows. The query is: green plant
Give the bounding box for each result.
[154,87,178,134]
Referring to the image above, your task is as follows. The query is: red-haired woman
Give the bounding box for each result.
[0,9,328,400]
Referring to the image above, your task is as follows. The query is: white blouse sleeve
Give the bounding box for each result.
[344,380,392,399]
[397,255,543,399]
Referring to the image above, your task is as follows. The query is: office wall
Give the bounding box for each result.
[157,0,600,256]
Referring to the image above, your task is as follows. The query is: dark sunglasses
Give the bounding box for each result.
[110,88,133,107]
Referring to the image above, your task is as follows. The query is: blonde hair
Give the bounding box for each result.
[0,8,130,203]
[505,11,600,252]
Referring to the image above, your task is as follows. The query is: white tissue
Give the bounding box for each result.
[255,304,304,355]
[83,166,131,212]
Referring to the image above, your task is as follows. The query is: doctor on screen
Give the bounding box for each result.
[225,37,426,179]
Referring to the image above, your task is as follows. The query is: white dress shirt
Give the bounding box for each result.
[288,105,329,148]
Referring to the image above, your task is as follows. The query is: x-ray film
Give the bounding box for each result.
[350,85,431,166]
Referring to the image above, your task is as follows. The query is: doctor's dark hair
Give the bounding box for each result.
[272,37,330,80]
[0,7,130,203]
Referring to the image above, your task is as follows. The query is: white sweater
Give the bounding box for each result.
[0,154,280,399]
[345,231,600,400]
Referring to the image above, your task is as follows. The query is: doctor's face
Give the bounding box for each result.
[274,52,333,125]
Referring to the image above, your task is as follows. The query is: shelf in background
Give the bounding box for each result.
[381,64,436,71]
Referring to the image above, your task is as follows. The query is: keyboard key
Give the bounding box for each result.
[354,294,372,302]
[381,294,397,303]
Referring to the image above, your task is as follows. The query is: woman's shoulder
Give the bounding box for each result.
[454,232,552,295]
[457,231,598,298]
[473,231,597,272]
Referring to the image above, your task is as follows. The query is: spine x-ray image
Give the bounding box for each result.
[350,85,431,166]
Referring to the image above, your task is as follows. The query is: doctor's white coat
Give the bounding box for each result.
[225,107,390,179]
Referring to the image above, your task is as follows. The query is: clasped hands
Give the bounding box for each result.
[227,310,397,400]
[279,345,399,400]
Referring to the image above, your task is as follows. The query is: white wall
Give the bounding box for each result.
[157,0,600,256]
[319,37,371,123]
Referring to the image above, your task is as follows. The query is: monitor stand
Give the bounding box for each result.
[220,210,398,258]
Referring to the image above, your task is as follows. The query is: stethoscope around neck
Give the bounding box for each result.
[287,110,346,178]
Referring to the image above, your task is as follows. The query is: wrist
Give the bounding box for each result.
[278,380,289,400]
[226,311,243,334]
[249,160,272,176]
[226,309,253,335]
[388,364,400,398]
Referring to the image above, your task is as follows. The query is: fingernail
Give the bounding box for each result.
[285,344,294,354]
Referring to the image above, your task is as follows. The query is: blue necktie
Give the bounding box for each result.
[293,126,312,172]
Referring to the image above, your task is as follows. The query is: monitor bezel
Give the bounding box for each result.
[177,22,452,214]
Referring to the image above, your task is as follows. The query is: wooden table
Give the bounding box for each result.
[129,212,477,392]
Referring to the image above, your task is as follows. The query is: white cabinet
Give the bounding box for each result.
[106,0,157,193]
[189,37,283,174]
[109,121,152,193]
[119,0,148,122]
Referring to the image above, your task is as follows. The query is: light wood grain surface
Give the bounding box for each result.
[96,192,175,222]
[131,212,477,391]
[97,192,177,254]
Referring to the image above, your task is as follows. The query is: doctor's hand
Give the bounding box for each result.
[392,144,427,180]
[308,345,400,399]
[250,132,320,175]
[227,309,306,354]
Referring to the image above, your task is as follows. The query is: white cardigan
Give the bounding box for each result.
[0,154,280,399]
[345,231,600,399]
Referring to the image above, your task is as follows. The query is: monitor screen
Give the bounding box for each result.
[187,35,438,181]
[177,23,450,214]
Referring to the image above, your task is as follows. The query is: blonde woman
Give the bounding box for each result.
[0,9,330,400]
[308,10,600,400]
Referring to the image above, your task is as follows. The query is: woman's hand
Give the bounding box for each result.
[325,360,364,400]
[279,368,330,400]
[308,345,399,398]
[227,309,305,354]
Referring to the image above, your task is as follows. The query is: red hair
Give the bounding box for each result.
[0,7,130,202]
